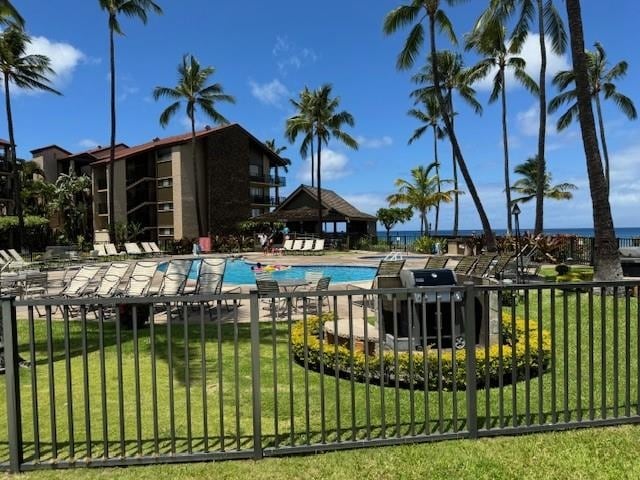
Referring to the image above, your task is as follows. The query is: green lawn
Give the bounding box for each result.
[0,288,638,476]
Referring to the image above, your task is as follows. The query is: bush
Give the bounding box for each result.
[291,312,551,391]
[0,215,52,251]
[412,236,446,254]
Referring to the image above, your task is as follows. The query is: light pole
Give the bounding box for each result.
[512,203,522,284]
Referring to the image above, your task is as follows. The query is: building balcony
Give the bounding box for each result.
[249,174,286,187]
[251,195,280,206]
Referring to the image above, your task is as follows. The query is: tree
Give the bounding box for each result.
[20,161,55,217]
[377,207,414,245]
[285,87,317,187]
[549,42,637,190]
[408,95,445,234]
[411,51,481,237]
[286,84,358,234]
[564,0,621,281]
[510,155,576,204]
[466,12,538,233]
[99,0,162,240]
[490,0,567,235]
[0,26,61,248]
[387,162,456,236]
[0,1,23,27]
[153,54,235,237]
[384,1,497,250]
[51,172,92,242]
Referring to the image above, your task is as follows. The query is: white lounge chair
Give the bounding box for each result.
[105,243,125,257]
[158,259,192,296]
[94,244,108,257]
[312,239,325,254]
[141,242,156,256]
[291,239,303,254]
[121,261,158,297]
[282,239,294,255]
[194,257,240,314]
[149,242,164,254]
[90,262,131,297]
[300,239,315,255]
[7,249,26,263]
[124,242,144,256]
[0,250,13,264]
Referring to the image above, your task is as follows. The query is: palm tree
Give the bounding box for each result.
[564,0,621,281]
[549,42,637,191]
[384,1,497,250]
[410,50,482,238]
[489,0,567,235]
[51,172,93,242]
[285,87,316,187]
[99,0,162,240]
[387,163,456,236]
[0,27,61,248]
[286,84,358,234]
[264,139,291,204]
[153,54,235,237]
[466,13,539,233]
[510,155,576,204]
[408,95,445,234]
[0,1,23,27]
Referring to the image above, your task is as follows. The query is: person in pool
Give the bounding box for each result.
[251,262,264,271]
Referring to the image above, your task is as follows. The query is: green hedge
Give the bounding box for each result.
[291,313,551,391]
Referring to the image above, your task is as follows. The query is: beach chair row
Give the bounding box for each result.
[282,238,325,255]
[93,241,165,258]
[0,248,38,270]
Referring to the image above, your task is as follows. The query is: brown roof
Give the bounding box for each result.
[0,138,9,146]
[274,185,377,222]
[30,144,72,155]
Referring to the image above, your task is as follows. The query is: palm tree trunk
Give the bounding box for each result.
[501,67,513,234]
[191,115,203,237]
[448,92,459,237]
[534,0,547,235]
[4,72,21,249]
[429,18,496,250]
[432,124,440,235]
[594,94,611,192]
[565,0,621,281]
[108,19,117,241]
[310,136,315,188]
[316,134,323,235]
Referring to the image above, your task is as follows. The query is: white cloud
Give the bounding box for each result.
[296,149,351,182]
[516,103,579,145]
[249,79,289,106]
[77,138,100,149]
[356,135,393,149]
[516,104,539,137]
[342,193,387,216]
[24,35,85,90]
[474,33,570,92]
[118,85,139,102]
[272,36,317,75]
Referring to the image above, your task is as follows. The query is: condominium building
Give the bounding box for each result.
[30,123,287,241]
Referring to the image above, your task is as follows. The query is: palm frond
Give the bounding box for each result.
[396,22,424,70]
[543,0,567,54]
[159,101,180,127]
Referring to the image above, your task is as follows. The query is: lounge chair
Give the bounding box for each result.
[0,250,13,264]
[157,259,192,296]
[312,238,325,254]
[489,253,514,280]
[89,262,131,298]
[124,242,144,256]
[282,239,294,255]
[7,249,27,263]
[105,243,125,257]
[291,239,304,254]
[193,257,240,314]
[453,256,478,275]
[60,264,102,299]
[424,256,448,269]
[347,259,406,310]
[141,242,156,256]
[468,253,497,278]
[120,261,158,297]
[149,242,164,255]
[94,244,108,258]
[300,239,315,255]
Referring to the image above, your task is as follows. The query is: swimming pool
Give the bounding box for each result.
[161,259,377,285]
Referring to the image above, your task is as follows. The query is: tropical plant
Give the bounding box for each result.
[153,54,235,237]
[0,1,23,27]
[384,2,497,250]
[0,26,61,248]
[466,12,539,233]
[51,172,92,242]
[20,161,55,217]
[285,87,317,187]
[387,162,456,236]
[377,207,413,245]
[564,0,621,281]
[489,0,567,235]
[114,221,143,247]
[286,84,358,234]
[99,0,162,240]
[411,51,481,238]
[510,155,577,204]
[549,42,637,190]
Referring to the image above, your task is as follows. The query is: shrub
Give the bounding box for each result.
[412,236,446,254]
[291,312,551,391]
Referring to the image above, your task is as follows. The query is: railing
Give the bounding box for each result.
[250,195,279,206]
[249,174,286,186]
[2,279,640,471]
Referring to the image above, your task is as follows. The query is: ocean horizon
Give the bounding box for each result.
[379,227,640,239]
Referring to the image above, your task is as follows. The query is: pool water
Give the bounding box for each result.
[161,259,376,285]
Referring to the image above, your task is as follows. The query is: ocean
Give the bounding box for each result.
[380,228,640,239]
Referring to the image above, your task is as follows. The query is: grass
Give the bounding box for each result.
[539,265,594,282]
[0,288,638,477]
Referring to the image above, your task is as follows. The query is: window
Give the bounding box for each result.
[249,164,262,177]
[158,227,174,236]
[157,178,173,188]
[157,148,172,163]
[158,202,174,212]
[251,208,262,218]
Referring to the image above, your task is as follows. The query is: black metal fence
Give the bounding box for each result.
[2,280,640,472]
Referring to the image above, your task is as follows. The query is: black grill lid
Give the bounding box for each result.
[411,269,457,286]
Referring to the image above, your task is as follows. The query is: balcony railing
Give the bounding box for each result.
[249,174,286,186]
[250,195,280,206]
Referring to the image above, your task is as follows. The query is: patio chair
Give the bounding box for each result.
[88,262,131,298]
[59,264,103,299]
[22,271,48,299]
[105,243,126,257]
[8,249,27,264]
[312,238,325,254]
[282,239,294,254]
[256,279,285,317]
[141,242,156,256]
[94,244,108,258]
[453,256,478,275]
[149,242,164,255]
[193,257,240,315]
[124,242,144,256]
[300,239,315,255]
[291,239,304,254]
[48,265,81,294]
[468,253,497,278]
[157,259,192,296]
[302,276,331,313]
[120,261,158,297]
[347,259,406,310]
[424,256,448,269]
[0,250,13,264]
[489,253,514,280]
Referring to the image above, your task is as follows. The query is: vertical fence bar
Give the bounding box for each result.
[249,291,262,459]
[132,306,142,456]
[407,295,416,437]
[601,290,607,419]
[271,304,279,449]
[232,304,241,452]
[421,299,430,435]
[510,296,517,428]
[378,294,386,439]
[333,298,341,443]
[483,291,490,431]
[449,296,458,433]
[217,301,225,451]
[464,283,477,439]
[27,306,40,462]
[563,290,570,423]
[550,288,557,424]
[436,296,444,434]
[625,289,631,417]
[46,304,58,459]
[588,289,595,421]
[301,300,310,445]
[392,297,401,438]
[97,308,108,458]
[537,288,544,426]
[115,307,125,456]
[613,287,619,418]
[62,307,75,459]
[575,291,582,423]
[524,290,531,426]
[347,296,356,442]
[3,297,22,472]
[166,306,176,454]
[362,298,371,441]
[149,305,159,454]
[183,304,192,454]
[199,303,209,452]
[497,290,505,429]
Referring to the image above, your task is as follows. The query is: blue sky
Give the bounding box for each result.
[8,0,640,231]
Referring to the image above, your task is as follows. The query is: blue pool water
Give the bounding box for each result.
[160,259,376,285]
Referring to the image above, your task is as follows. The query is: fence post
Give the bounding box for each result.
[2,296,22,472]
[463,283,478,439]
[249,290,263,460]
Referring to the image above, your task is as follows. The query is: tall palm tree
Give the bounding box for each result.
[384,1,497,250]
[564,0,621,281]
[466,13,539,233]
[549,42,637,191]
[153,54,235,237]
[99,0,162,240]
[510,155,576,204]
[0,1,23,27]
[264,139,291,205]
[490,0,567,235]
[410,50,483,238]
[0,27,61,248]
[387,163,456,236]
[285,87,316,187]
[408,94,446,234]
[286,84,358,234]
